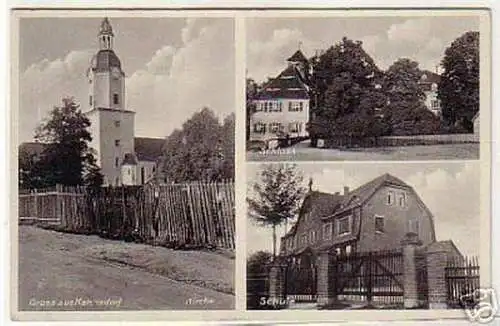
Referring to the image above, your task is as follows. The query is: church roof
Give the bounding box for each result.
[99,17,114,36]
[254,64,310,100]
[90,50,122,72]
[134,137,165,162]
[122,153,138,165]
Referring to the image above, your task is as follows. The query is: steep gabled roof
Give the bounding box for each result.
[134,137,165,162]
[254,64,310,100]
[284,191,343,238]
[338,173,410,212]
[287,49,308,63]
[420,70,441,84]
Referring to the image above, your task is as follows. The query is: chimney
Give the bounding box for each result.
[343,186,350,196]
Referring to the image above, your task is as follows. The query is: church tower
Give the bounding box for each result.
[86,17,135,187]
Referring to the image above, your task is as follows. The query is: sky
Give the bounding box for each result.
[246,162,481,257]
[18,17,234,143]
[246,15,480,83]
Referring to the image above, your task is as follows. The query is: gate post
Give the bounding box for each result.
[401,232,422,309]
[316,251,335,307]
[269,262,286,307]
[426,243,448,309]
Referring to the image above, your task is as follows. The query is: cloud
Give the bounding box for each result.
[18,18,234,142]
[247,17,477,78]
[387,18,433,45]
[247,28,320,83]
[128,18,234,138]
[247,163,480,257]
[145,45,176,74]
[19,49,94,142]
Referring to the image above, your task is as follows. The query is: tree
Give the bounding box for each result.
[247,164,306,258]
[247,250,273,309]
[158,107,234,183]
[438,31,479,131]
[220,112,235,180]
[31,98,102,188]
[309,37,386,141]
[246,78,259,141]
[384,58,441,135]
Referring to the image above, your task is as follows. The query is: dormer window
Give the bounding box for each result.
[337,216,351,236]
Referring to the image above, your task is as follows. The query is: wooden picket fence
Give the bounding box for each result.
[18,181,235,251]
[445,256,480,308]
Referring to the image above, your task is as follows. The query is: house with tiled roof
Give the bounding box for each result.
[250,49,311,145]
[419,70,442,116]
[279,173,437,258]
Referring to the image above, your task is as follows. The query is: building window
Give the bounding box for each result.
[289,122,302,133]
[301,234,307,246]
[115,120,120,127]
[253,122,266,134]
[115,139,120,147]
[387,190,394,205]
[89,95,93,106]
[115,157,119,167]
[127,169,131,175]
[269,122,283,134]
[431,100,440,110]
[323,223,332,240]
[346,245,352,255]
[399,193,407,207]
[115,177,120,186]
[289,101,303,112]
[337,216,351,235]
[113,93,119,105]
[409,218,420,235]
[375,215,385,233]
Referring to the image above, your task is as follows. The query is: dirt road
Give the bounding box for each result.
[17,226,235,311]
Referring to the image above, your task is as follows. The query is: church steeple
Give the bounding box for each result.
[98,17,114,50]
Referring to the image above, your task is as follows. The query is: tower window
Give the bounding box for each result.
[115,139,120,147]
[115,157,119,167]
[113,93,119,105]
[89,95,93,106]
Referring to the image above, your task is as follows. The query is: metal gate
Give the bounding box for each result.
[285,250,317,302]
[333,249,404,306]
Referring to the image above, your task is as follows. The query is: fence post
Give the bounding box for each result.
[426,243,449,309]
[269,262,286,307]
[316,251,335,307]
[401,232,422,309]
[33,188,38,220]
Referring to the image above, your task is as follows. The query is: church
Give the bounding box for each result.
[85,17,165,186]
[20,18,165,187]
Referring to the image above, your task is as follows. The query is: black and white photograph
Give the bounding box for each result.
[246,162,482,310]
[246,16,482,161]
[15,14,235,311]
